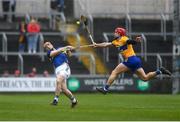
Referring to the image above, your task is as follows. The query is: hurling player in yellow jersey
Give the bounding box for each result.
[95,27,171,94]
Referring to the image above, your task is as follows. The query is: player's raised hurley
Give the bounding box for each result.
[80,15,96,45]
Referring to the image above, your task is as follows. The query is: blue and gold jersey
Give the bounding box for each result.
[47,48,68,68]
[112,36,136,59]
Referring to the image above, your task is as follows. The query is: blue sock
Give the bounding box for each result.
[156,69,162,75]
[104,84,110,91]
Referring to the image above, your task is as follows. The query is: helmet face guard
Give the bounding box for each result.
[114,27,126,36]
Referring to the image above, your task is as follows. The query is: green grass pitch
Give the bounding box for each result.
[0,93,180,121]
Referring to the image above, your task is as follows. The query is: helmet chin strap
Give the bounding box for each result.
[114,35,121,40]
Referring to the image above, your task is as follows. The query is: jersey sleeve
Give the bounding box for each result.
[47,50,51,58]
[111,40,119,46]
[127,39,137,45]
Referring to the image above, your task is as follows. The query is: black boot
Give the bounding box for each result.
[96,87,108,94]
[51,99,58,106]
[160,67,172,76]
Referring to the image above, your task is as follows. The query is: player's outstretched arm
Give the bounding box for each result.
[94,42,112,48]
[126,36,142,45]
[50,46,75,57]
[65,46,76,51]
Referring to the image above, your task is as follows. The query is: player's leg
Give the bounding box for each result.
[96,63,129,94]
[61,80,78,108]
[135,67,171,81]
[107,63,129,86]
[51,75,63,105]
[135,68,158,81]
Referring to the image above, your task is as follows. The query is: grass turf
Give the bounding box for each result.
[0,93,180,121]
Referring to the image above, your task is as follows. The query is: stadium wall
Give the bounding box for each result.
[74,0,173,19]
[0,0,51,17]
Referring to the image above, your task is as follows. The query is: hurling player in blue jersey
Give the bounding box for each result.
[44,41,77,107]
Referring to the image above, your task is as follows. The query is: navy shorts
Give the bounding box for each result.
[122,56,142,72]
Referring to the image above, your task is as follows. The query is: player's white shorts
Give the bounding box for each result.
[55,63,71,79]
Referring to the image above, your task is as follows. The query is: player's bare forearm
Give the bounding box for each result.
[94,42,112,48]
[50,46,74,57]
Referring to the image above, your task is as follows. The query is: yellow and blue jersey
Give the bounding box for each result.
[112,36,136,59]
[112,36,141,72]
